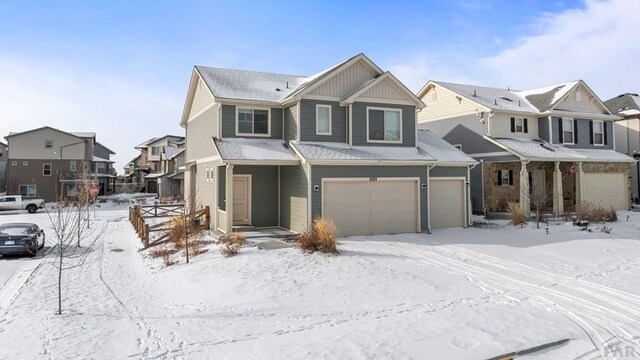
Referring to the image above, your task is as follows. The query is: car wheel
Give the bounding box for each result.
[26,205,37,214]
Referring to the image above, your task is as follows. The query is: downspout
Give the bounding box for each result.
[426,162,436,234]
[487,111,496,136]
[467,162,478,226]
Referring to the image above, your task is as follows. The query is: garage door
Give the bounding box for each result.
[582,173,627,210]
[429,179,465,229]
[323,179,419,237]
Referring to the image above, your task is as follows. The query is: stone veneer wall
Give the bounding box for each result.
[483,162,521,212]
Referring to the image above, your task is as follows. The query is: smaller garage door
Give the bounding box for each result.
[582,173,627,210]
[323,179,419,237]
[429,179,465,229]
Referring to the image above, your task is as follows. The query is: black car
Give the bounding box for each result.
[0,223,46,256]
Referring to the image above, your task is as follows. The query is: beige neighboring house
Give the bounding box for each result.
[417,80,634,215]
[125,135,184,194]
[0,141,7,193]
[4,126,116,202]
[604,93,640,203]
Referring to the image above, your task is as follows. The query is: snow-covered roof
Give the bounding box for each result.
[144,173,166,179]
[417,130,476,165]
[93,155,114,163]
[488,137,634,162]
[290,141,435,163]
[71,132,96,139]
[619,109,640,116]
[162,147,184,160]
[196,66,307,103]
[167,171,184,180]
[515,81,579,112]
[213,138,299,163]
[604,93,640,118]
[434,81,539,113]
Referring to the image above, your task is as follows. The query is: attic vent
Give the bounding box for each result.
[499,97,513,102]
[518,100,521,107]
[286,81,290,89]
[275,88,282,92]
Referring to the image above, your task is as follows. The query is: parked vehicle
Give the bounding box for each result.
[0,223,46,256]
[0,195,45,213]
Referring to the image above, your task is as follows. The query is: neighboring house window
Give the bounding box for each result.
[44,140,53,149]
[367,107,402,143]
[90,162,95,172]
[19,185,37,197]
[42,163,52,176]
[151,146,160,156]
[499,170,513,186]
[22,161,28,166]
[592,120,604,145]
[70,161,77,172]
[316,105,332,135]
[11,161,17,166]
[562,119,574,144]
[237,108,270,136]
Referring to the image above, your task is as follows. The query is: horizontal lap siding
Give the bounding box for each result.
[351,102,416,147]
[186,104,218,162]
[299,99,347,142]
[221,105,283,139]
[279,165,308,232]
[234,166,279,227]
[311,165,428,231]
[195,162,216,229]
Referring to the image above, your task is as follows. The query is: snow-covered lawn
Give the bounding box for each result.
[1,206,639,359]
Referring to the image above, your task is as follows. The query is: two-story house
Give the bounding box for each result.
[4,126,116,201]
[180,53,475,237]
[93,142,117,195]
[158,146,185,198]
[604,93,640,203]
[417,80,634,215]
[0,141,7,193]
[130,135,184,194]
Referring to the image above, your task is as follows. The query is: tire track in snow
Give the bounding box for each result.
[388,241,640,358]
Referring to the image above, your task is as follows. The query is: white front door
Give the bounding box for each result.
[233,175,251,225]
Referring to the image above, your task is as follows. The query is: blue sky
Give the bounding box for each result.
[0,0,637,170]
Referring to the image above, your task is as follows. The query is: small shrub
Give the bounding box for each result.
[297,227,317,253]
[150,244,178,267]
[219,233,245,257]
[577,202,617,223]
[313,218,337,254]
[166,215,198,250]
[507,202,525,226]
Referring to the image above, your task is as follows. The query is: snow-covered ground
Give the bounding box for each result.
[1,206,639,359]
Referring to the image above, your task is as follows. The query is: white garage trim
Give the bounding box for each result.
[321,177,421,233]
[429,177,467,229]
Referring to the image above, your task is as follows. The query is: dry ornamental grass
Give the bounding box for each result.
[507,201,526,225]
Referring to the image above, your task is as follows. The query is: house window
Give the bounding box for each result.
[151,146,160,156]
[44,140,53,149]
[562,119,574,144]
[22,161,28,166]
[42,163,52,176]
[593,120,604,145]
[575,91,582,102]
[19,185,37,197]
[237,108,270,136]
[499,170,512,186]
[367,107,402,143]
[70,161,77,172]
[11,161,17,166]
[316,105,332,135]
[514,118,524,133]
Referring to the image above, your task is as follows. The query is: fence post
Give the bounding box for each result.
[204,206,210,229]
[144,224,149,248]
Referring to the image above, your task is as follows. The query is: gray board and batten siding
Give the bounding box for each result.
[550,117,614,149]
[310,165,428,232]
[299,99,348,143]
[351,102,416,147]
[220,105,284,139]
[284,104,298,142]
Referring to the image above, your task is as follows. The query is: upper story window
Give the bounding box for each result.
[511,117,528,133]
[316,105,332,135]
[151,146,161,156]
[562,118,574,144]
[592,120,604,145]
[237,108,270,136]
[70,161,77,172]
[44,140,53,149]
[367,107,402,143]
[42,163,52,176]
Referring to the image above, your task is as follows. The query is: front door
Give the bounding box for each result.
[233,175,251,225]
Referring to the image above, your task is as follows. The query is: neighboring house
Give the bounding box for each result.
[604,93,640,202]
[93,142,117,195]
[158,146,185,198]
[180,53,475,237]
[4,126,116,202]
[417,80,634,215]
[126,135,185,193]
[0,141,7,193]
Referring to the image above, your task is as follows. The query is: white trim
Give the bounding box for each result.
[195,156,223,164]
[592,120,605,146]
[320,177,421,233]
[302,160,435,166]
[514,117,524,133]
[315,104,332,136]
[562,118,575,145]
[353,97,414,106]
[277,165,281,227]
[544,110,619,121]
[548,116,553,144]
[467,166,472,225]
[466,151,512,157]
[348,104,353,146]
[233,174,252,226]
[214,165,218,230]
[225,159,299,166]
[303,95,341,101]
[366,106,403,144]
[42,163,52,176]
[235,106,272,137]
[307,162,312,228]
[296,102,301,141]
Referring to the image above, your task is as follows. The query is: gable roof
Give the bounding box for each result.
[71,132,96,139]
[5,126,87,141]
[162,147,184,160]
[213,138,299,165]
[135,135,184,150]
[290,141,436,164]
[515,81,579,112]
[0,141,6,147]
[604,93,640,117]
[95,141,116,154]
[340,72,425,108]
[416,130,476,165]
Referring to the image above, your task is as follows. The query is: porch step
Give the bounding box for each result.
[233,225,256,232]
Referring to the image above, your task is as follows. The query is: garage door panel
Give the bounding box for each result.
[323,179,418,237]
[582,173,627,210]
[430,180,464,229]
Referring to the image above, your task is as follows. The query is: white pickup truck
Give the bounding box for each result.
[0,195,45,213]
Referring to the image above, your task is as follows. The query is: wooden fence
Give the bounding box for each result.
[129,204,210,248]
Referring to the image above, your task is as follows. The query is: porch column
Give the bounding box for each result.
[519,161,530,214]
[553,161,564,214]
[225,164,234,233]
[575,162,584,211]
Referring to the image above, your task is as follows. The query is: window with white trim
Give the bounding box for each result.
[22,161,28,166]
[237,108,269,136]
[367,108,402,143]
[500,170,511,186]
[19,185,37,197]
[11,161,17,166]
[70,161,77,172]
[593,120,604,145]
[44,140,53,149]
[562,119,574,144]
[316,105,331,135]
[514,118,524,133]
[151,146,160,156]
[42,163,52,176]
